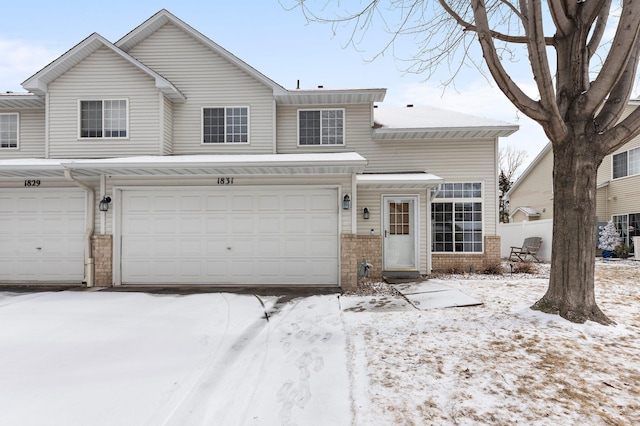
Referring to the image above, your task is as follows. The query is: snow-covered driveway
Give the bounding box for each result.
[0,291,350,426]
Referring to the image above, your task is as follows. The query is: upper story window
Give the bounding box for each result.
[0,113,18,149]
[613,146,640,179]
[432,182,484,253]
[298,109,344,146]
[203,107,249,144]
[80,100,128,138]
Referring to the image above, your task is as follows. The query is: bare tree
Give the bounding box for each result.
[499,146,528,184]
[498,146,527,222]
[286,0,640,324]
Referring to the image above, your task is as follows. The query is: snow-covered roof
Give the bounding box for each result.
[0,153,367,178]
[373,106,518,140]
[509,206,541,219]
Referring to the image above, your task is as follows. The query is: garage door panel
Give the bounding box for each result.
[0,190,84,282]
[121,187,338,285]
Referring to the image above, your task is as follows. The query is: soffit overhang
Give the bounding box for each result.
[356,173,443,189]
[0,153,367,178]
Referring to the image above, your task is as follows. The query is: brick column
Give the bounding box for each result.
[91,235,113,287]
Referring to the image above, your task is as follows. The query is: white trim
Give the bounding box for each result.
[382,194,420,271]
[297,108,346,147]
[77,99,130,140]
[112,184,342,286]
[201,106,250,145]
[431,181,485,254]
[0,112,19,150]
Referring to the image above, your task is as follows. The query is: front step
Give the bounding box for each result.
[382,270,421,283]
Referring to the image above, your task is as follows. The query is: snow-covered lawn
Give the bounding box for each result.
[0,260,638,425]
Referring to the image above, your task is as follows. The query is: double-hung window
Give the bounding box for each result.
[0,113,18,149]
[203,107,249,144]
[613,147,640,179]
[432,182,483,253]
[80,100,128,138]
[298,109,344,145]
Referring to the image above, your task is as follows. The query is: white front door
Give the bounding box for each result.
[383,196,418,270]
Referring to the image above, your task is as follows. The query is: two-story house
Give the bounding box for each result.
[506,99,640,251]
[0,10,517,289]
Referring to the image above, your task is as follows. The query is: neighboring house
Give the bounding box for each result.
[506,100,640,249]
[505,143,553,222]
[0,10,517,289]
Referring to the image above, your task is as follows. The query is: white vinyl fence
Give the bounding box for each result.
[499,219,553,262]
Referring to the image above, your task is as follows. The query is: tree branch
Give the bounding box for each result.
[586,0,611,61]
[470,0,549,123]
[547,0,572,37]
[584,0,640,114]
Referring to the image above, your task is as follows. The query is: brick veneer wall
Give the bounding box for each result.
[432,235,501,273]
[340,234,383,291]
[91,235,113,287]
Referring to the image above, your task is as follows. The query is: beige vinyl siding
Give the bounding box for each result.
[126,23,274,154]
[276,103,371,153]
[598,130,640,219]
[47,47,161,158]
[0,109,46,159]
[162,96,173,155]
[508,147,554,222]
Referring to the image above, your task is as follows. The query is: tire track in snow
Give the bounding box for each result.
[148,294,298,426]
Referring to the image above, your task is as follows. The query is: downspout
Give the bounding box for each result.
[64,169,95,287]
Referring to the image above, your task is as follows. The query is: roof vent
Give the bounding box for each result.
[406,104,414,107]
[373,105,378,108]
[318,85,324,89]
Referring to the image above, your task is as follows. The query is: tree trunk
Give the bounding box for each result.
[530,138,613,324]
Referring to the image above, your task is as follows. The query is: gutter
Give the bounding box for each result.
[64,169,95,287]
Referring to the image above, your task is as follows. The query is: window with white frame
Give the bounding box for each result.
[203,107,249,143]
[613,213,640,247]
[80,100,127,138]
[0,113,18,148]
[613,146,640,179]
[298,109,344,145]
[432,182,483,253]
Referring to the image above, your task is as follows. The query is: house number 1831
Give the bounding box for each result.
[217,177,234,185]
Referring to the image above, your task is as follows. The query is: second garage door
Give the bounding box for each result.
[120,187,339,285]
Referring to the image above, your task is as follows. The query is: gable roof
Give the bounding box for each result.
[21,33,185,101]
[372,106,518,140]
[509,206,541,219]
[116,9,288,97]
[505,142,552,199]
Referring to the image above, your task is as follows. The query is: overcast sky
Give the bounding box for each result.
[0,1,573,171]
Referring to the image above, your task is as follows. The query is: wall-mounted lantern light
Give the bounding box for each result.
[342,194,351,210]
[99,196,111,212]
[363,207,370,220]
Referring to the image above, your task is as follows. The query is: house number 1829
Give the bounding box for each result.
[217,177,234,185]
[24,180,41,187]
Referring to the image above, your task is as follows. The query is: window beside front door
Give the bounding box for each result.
[432,182,483,253]
[202,107,249,144]
[79,99,128,138]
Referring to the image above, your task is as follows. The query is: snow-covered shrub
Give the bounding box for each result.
[598,221,622,256]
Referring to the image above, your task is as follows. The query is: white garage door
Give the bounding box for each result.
[120,187,339,285]
[0,189,85,282]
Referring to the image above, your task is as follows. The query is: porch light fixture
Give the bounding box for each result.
[342,194,351,210]
[99,196,111,212]
[363,207,370,220]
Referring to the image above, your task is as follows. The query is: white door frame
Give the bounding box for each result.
[382,195,419,270]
